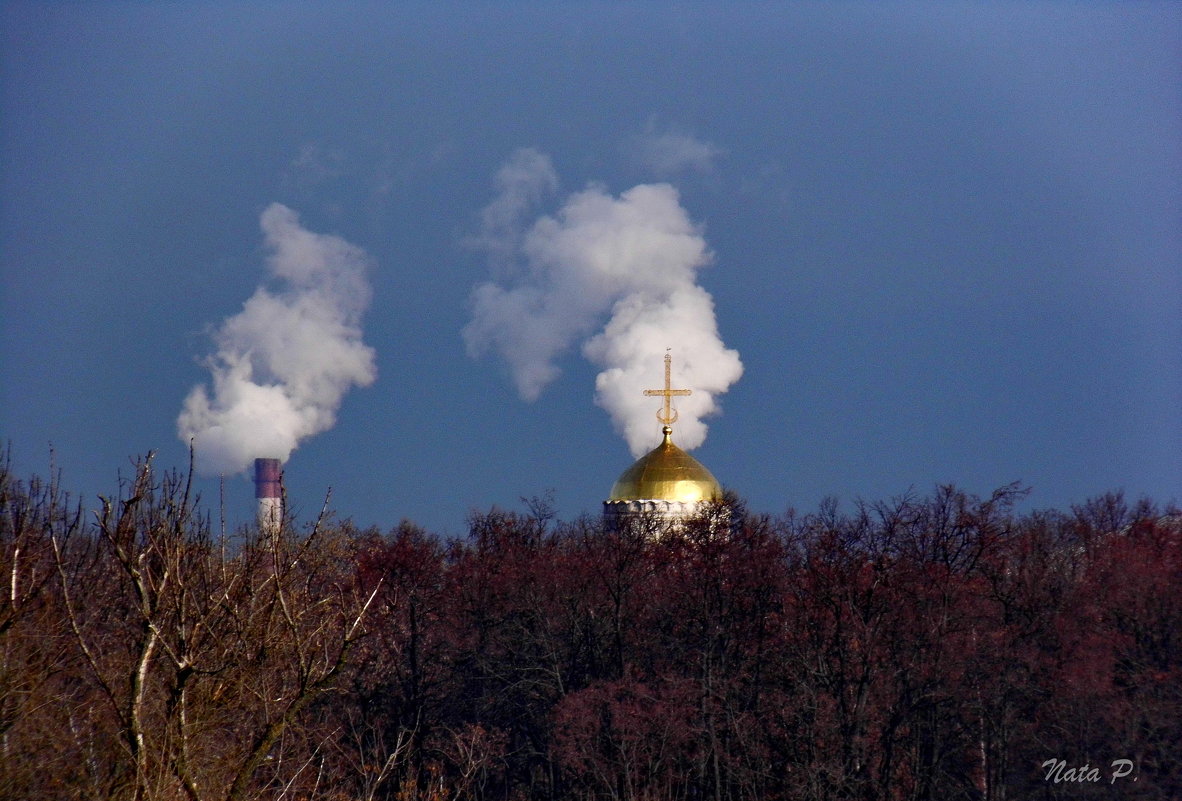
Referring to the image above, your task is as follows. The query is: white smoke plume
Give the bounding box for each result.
[629,120,723,176]
[464,149,742,457]
[178,203,376,475]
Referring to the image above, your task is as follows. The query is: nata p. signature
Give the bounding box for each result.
[1042,758,1138,784]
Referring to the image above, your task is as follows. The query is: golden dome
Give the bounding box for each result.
[608,426,722,503]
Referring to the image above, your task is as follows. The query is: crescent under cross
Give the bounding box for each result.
[644,352,692,427]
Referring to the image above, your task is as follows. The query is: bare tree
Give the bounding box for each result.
[36,451,382,801]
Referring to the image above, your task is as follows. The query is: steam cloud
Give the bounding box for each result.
[629,121,723,176]
[178,203,376,475]
[464,149,742,456]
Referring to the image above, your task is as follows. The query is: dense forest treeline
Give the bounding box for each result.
[1,452,1179,800]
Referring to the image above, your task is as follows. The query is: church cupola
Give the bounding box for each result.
[603,353,724,531]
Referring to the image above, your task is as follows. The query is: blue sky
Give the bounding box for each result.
[2,2,1179,536]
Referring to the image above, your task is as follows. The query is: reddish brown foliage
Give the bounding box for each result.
[2,454,1178,800]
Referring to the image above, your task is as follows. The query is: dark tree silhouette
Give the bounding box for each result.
[2,449,1178,801]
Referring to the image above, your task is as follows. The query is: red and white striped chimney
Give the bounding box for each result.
[254,458,282,534]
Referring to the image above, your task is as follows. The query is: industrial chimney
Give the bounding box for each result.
[254,458,282,534]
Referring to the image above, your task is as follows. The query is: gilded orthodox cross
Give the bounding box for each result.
[644,352,692,426]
